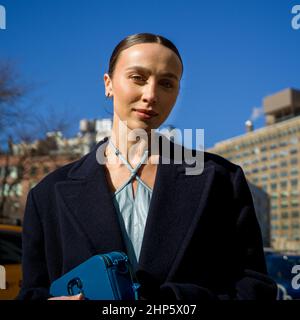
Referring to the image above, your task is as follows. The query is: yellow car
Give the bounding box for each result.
[0,224,22,300]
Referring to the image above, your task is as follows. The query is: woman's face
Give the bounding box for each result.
[104,43,182,132]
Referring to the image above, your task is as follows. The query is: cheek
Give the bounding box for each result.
[161,93,177,113]
[114,79,140,101]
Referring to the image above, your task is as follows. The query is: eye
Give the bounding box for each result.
[130,74,146,82]
[159,79,174,89]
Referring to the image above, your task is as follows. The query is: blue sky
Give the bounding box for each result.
[1,0,300,148]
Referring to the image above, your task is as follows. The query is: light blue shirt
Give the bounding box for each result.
[109,140,152,271]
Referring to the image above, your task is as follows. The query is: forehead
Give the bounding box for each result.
[115,43,182,75]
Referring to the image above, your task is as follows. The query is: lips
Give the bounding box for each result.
[133,108,158,119]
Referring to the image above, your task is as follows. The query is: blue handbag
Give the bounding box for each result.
[49,251,140,300]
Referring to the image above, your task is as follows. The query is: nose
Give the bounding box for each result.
[142,81,158,105]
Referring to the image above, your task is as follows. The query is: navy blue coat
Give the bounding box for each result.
[17,137,277,300]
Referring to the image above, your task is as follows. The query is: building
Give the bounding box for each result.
[10,118,113,157]
[0,118,113,225]
[209,88,300,251]
[0,153,78,225]
[77,118,113,154]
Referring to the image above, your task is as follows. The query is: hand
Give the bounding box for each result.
[48,293,85,300]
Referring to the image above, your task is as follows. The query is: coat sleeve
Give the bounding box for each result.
[141,166,277,301]
[16,189,51,300]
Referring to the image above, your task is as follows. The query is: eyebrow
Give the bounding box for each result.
[125,66,179,81]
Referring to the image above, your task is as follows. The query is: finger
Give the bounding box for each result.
[48,294,84,300]
[78,293,85,300]
[69,293,85,300]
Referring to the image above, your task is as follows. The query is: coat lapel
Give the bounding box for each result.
[55,138,126,254]
[138,159,215,282]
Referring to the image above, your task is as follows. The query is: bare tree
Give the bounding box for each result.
[0,62,28,138]
[0,61,76,222]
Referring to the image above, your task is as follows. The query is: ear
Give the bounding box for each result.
[103,73,113,97]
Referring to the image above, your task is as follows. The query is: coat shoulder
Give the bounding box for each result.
[30,153,90,196]
[204,151,241,174]
[203,151,247,189]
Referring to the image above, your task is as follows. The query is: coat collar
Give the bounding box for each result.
[55,136,215,282]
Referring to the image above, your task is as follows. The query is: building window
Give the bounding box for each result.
[9,166,18,179]
[290,137,298,144]
[281,233,289,238]
[291,190,299,196]
[290,148,298,155]
[279,141,288,147]
[291,168,299,175]
[292,211,299,218]
[10,183,23,197]
[291,179,298,187]
[281,191,288,198]
[280,161,288,167]
[271,173,278,179]
[271,183,277,190]
[291,200,299,207]
[17,165,24,177]
[291,158,298,165]
[0,166,5,178]
[281,200,288,208]
[279,150,288,157]
[261,146,267,152]
[280,171,288,177]
[281,212,289,218]
[30,166,38,176]
[2,184,12,196]
[280,181,288,189]
[270,153,278,160]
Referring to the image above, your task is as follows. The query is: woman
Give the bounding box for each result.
[18,33,276,300]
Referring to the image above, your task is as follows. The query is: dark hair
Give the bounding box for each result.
[108,33,183,78]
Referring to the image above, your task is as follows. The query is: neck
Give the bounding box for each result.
[107,114,153,167]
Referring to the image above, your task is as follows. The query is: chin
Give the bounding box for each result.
[126,119,154,132]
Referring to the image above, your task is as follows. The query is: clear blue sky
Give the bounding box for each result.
[1,0,300,148]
